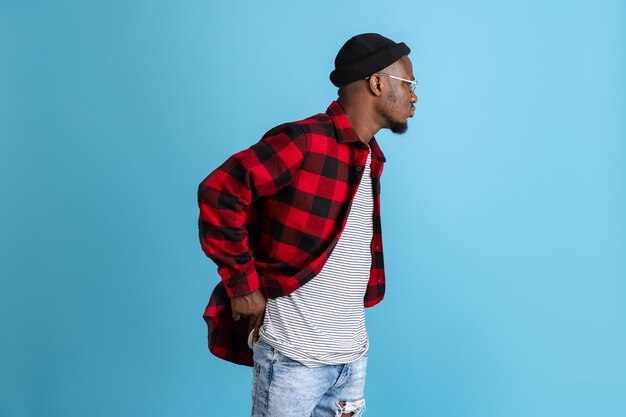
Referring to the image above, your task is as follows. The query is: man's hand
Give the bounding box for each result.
[231,289,266,343]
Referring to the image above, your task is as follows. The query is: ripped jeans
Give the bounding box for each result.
[251,336,367,417]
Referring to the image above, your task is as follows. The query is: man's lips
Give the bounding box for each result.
[409,107,415,117]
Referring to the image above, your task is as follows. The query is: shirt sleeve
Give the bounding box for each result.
[198,125,309,298]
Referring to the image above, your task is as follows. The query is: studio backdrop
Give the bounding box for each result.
[1,1,625,416]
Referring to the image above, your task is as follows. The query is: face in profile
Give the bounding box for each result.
[380,56,417,134]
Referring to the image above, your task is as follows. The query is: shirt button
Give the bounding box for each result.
[356,166,362,172]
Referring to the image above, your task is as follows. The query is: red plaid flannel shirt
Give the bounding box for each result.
[198,101,387,366]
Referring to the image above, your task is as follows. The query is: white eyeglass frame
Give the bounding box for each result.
[365,73,418,93]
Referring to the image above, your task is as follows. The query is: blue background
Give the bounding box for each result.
[1,1,625,416]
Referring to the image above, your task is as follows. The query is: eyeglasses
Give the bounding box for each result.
[365,73,418,93]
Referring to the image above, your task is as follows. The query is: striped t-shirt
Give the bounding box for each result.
[259,149,373,367]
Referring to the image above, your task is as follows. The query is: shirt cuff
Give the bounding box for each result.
[223,270,261,298]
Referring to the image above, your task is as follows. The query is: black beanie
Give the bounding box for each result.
[330,33,411,87]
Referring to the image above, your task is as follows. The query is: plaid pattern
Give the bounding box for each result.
[198,101,387,366]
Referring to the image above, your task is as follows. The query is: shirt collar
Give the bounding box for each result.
[326,101,387,162]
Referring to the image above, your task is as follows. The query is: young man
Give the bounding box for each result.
[198,33,417,417]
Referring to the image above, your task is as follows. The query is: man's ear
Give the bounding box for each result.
[368,75,383,97]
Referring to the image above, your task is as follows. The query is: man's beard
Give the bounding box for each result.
[383,93,409,134]
[383,113,408,134]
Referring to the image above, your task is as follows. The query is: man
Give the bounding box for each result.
[198,33,417,417]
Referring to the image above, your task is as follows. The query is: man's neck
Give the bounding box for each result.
[337,98,380,144]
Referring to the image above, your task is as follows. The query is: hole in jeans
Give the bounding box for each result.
[336,399,365,417]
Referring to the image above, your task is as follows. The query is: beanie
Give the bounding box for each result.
[330,33,410,87]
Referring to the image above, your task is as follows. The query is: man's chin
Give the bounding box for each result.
[383,112,409,134]
[389,121,408,134]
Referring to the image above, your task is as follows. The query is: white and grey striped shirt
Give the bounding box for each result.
[260,150,373,367]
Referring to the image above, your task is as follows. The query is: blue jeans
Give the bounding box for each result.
[251,336,367,417]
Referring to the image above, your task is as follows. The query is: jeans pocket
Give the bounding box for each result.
[272,350,302,367]
[254,335,272,351]
[252,337,273,365]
